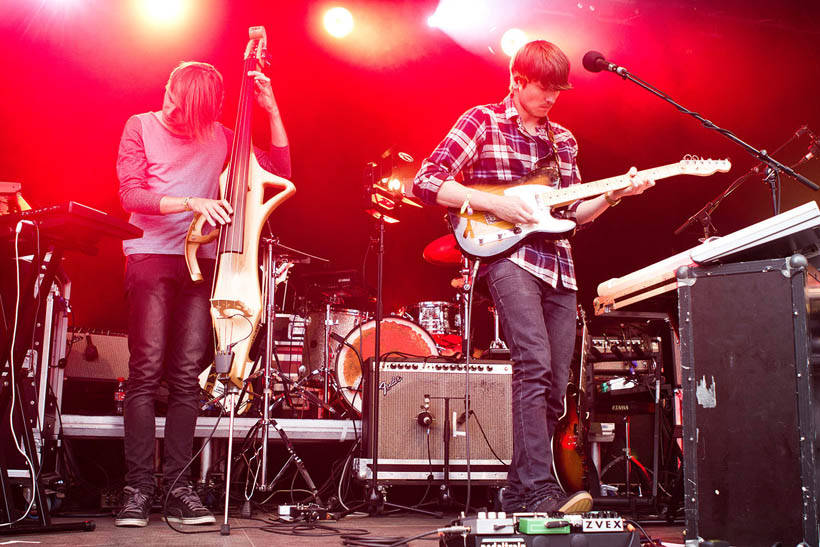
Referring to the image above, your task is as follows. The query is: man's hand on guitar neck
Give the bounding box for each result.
[607,166,656,201]
[576,166,656,225]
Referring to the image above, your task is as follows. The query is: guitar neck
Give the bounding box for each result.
[544,163,684,207]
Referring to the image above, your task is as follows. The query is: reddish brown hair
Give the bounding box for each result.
[164,62,224,140]
[509,40,572,92]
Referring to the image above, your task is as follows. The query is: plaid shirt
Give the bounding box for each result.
[413,94,583,290]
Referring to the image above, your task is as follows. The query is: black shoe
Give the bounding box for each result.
[164,486,216,525]
[115,486,151,527]
[532,490,593,514]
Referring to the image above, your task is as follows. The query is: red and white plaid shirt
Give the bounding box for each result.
[413,94,583,290]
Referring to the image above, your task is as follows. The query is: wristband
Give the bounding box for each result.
[604,192,621,207]
[183,196,192,211]
[460,193,473,215]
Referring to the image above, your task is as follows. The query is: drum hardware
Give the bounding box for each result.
[487,306,507,351]
[251,236,326,498]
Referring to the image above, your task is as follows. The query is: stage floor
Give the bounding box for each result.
[7,513,686,546]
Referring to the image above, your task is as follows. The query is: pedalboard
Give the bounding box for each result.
[439,511,639,546]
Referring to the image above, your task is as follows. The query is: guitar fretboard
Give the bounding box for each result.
[543,164,685,207]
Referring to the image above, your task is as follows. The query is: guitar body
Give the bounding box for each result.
[552,384,600,494]
[447,183,576,259]
[552,307,600,494]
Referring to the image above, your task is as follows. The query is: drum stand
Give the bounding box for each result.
[320,294,343,406]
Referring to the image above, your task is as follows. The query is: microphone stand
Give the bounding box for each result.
[674,128,807,239]
[599,64,819,206]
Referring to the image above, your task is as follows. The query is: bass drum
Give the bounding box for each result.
[335,317,439,416]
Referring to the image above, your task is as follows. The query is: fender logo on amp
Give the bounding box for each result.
[379,375,402,396]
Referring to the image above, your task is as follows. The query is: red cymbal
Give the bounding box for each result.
[423,234,462,266]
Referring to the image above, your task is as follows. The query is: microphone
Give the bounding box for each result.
[456,409,474,425]
[796,137,820,167]
[83,335,99,361]
[582,51,628,76]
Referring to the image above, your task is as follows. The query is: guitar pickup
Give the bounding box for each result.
[483,212,499,224]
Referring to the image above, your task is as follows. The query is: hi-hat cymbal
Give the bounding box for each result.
[423,234,462,266]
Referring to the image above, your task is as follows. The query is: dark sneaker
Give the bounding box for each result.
[532,490,593,514]
[115,486,151,527]
[164,486,216,525]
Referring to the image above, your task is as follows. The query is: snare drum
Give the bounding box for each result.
[335,317,438,416]
[302,308,369,372]
[403,301,461,336]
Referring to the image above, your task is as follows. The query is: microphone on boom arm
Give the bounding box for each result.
[582,51,628,76]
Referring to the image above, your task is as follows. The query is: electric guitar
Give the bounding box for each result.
[447,156,731,259]
[552,306,600,494]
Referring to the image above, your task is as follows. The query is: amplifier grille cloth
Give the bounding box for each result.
[64,331,129,380]
[377,363,512,462]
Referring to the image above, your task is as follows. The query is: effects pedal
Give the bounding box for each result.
[439,511,639,546]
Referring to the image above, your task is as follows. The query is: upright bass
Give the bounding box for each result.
[184,26,295,393]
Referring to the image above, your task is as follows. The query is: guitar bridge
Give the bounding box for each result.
[477,229,517,246]
[211,299,252,319]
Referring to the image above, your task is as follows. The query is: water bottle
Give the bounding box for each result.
[114,377,125,415]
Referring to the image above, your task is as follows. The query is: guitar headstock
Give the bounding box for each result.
[245,26,268,68]
[678,155,732,176]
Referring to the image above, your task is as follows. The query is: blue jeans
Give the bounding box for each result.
[485,260,577,511]
[123,254,214,494]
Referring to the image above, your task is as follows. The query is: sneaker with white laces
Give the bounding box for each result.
[115,486,151,527]
[164,486,216,525]
[531,490,593,514]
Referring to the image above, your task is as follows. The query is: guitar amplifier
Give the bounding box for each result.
[64,330,129,380]
[356,358,512,484]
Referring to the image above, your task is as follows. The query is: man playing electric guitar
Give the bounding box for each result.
[413,40,653,514]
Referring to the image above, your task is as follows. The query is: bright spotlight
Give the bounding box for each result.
[426,0,484,33]
[139,0,187,25]
[324,7,354,38]
[500,28,528,57]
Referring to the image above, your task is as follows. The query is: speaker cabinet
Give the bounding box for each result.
[357,358,512,483]
[64,330,129,380]
[677,255,819,546]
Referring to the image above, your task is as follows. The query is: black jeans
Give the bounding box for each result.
[486,260,577,511]
[123,254,213,494]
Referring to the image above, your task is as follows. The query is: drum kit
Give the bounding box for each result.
[269,232,509,420]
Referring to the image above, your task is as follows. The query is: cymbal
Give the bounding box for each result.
[423,234,462,266]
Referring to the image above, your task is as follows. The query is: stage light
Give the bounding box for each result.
[426,0,485,32]
[324,7,354,38]
[500,28,527,57]
[138,0,187,25]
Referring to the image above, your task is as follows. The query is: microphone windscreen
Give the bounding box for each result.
[582,50,606,73]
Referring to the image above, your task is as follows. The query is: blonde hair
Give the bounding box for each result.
[509,40,572,92]
[164,61,224,140]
